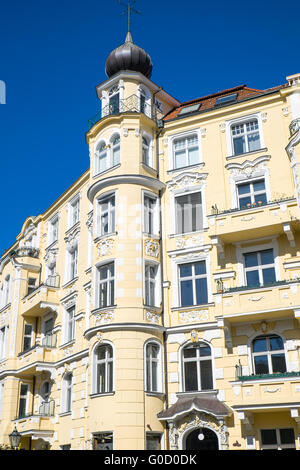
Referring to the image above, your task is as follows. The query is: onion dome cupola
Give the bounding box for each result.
[105,31,153,79]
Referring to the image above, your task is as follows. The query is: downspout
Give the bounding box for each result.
[156,119,170,449]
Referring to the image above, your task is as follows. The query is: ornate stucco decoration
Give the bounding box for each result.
[44,247,58,269]
[225,155,271,180]
[175,235,204,250]
[179,310,209,323]
[64,226,80,252]
[95,310,114,325]
[86,211,93,233]
[177,412,229,450]
[145,239,159,258]
[97,238,114,257]
[167,171,207,192]
[146,311,160,324]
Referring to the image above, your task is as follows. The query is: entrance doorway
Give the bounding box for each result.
[185,428,219,450]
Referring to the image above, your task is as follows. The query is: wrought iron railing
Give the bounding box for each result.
[236,369,300,382]
[218,278,300,295]
[39,400,55,417]
[210,196,295,216]
[88,94,161,129]
[289,118,300,137]
[41,333,57,348]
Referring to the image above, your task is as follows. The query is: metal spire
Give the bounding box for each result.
[117,0,141,37]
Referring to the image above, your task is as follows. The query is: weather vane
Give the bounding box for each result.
[117,0,141,34]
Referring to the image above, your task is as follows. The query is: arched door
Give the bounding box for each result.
[185,428,219,450]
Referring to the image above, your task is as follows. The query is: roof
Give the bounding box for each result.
[163,83,286,121]
[157,393,232,421]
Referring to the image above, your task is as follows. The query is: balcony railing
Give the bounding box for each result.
[210,196,295,216]
[235,365,300,382]
[289,118,300,137]
[88,94,162,129]
[16,400,55,420]
[12,246,40,258]
[41,333,57,348]
[216,278,300,295]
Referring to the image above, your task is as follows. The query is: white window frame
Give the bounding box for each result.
[61,373,73,414]
[144,340,163,393]
[235,239,280,288]
[0,326,8,360]
[144,261,161,308]
[236,177,268,209]
[96,261,115,309]
[179,341,215,393]
[68,194,80,229]
[174,190,203,235]
[169,183,208,236]
[168,129,202,171]
[143,190,159,236]
[48,214,59,246]
[64,305,75,344]
[225,113,265,157]
[92,341,114,395]
[18,382,29,418]
[23,323,33,352]
[94,131,121,176]
[137,84,152,118]
[178,260,209,307]
[65,244,78,283]
[250,333,287,375]
[1,274,11,308]
[97,191,116,237]
[171,253,212,308]
[141,131,154,168]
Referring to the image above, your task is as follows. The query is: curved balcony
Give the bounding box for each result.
[21,278,60,317]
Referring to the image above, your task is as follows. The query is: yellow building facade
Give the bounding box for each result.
[1,33,300,450]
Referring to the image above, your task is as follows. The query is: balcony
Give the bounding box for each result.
[214,278,300,323]
[21,278,60,317]
[88,94,162,129]
[16,400,55,420]
[208,197,298,243]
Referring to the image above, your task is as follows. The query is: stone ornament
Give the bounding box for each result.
[95,310,114,325]
[179,310,209,323]
[97,238,114,257]
[145,239,159,258]
[146,311,160,324]
[167,171,207,192]
[176,235,204,250]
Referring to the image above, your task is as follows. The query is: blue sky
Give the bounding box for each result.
[0,0,299,254]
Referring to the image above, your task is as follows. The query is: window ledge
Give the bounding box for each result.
[226,147,268,160]
[0,302,11,314]
[90,392,115,399]
[62,277,79,289]
[171,303,214,311]
[59,411,72,417]
[176,389,218,398]
[141,162,157,175]
[232,371,300,384]
[45,240,58,251]
[59,339,75,349]
[65,221,80,236]
[168,162,205,174]
[145,391,165,398]
[169,228,208,238]
[94,232,117,243]
[93,164,121,179]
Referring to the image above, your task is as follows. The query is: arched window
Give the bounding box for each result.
[96,141,107,174]
[182,342,213,392]
[94,344,113,394]
[62,373,72,413]
[145,342,161,392]
[142,137,150,166]
[252,334,286,375]
[111,134,120,166]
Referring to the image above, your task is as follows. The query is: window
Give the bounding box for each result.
[237,179,267,209]
[60,445,71,450]
[178,103,201,116]
[145,263,158,307]
[65,306,75,343]
[70,197,80,227]
[244,249,276,287]
[144,194,158,235]
[97,194,115,236]
[27,277,37,295]
[98,263,115,308]
[62,373,72,413]
[173,134,199,169]
[142,136,151,166]
[42,317,55,347]
[1,275,10,307]
[145,342,160,393]
[146,433,162,450]
[182,343,213,392]
[111,135,120,166]
[23,324,33,352]
[231,119,261,155]
[260,428,295,450]
[179,261,208,307]
[68,246,78,281]
[175,192,202,234]
[18,383,29,418]
[108,85,119,114]
[215,93,237,106]
[252,334,287,375]
[93,432,113,450]
[40,381,51,403]
[49,216,58,245]
[0,327,7,360]
[95,135,121,175]
[94,344,113,394]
